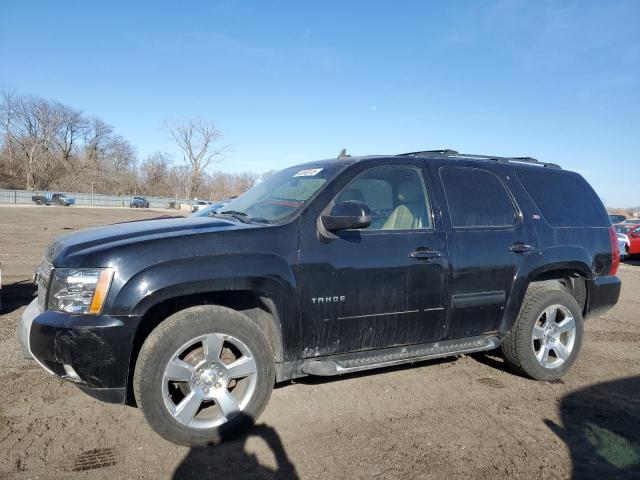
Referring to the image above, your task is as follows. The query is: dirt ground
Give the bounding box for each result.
[1,205,638,480]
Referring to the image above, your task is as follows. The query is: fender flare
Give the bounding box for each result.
[112,253,296,364]
[501,246,594,332]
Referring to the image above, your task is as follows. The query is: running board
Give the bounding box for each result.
[301,336,500,376]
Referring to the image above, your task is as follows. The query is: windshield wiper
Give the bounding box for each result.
[249,217,272,224]
[214,210,252,224]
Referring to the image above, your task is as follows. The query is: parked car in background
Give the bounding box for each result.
[621,223,640,256]
[623,218,640,226]
[31,192,75,206]
[191,198,237,217]
[130,196,150,208]
[609,214,627,224]
[614,225,631,260]
[191,200,211,213]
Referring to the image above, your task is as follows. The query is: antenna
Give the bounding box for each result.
[337,149,350,159]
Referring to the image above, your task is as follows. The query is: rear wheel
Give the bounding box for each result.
[133,305,275,446]
[501,286,583,381]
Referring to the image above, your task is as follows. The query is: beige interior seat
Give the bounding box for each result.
[382,180,427,230]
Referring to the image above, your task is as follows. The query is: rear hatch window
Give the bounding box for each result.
[516,169,609,227]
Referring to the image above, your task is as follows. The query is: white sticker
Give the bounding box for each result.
[294,168,323,177]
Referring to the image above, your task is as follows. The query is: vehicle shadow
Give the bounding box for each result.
[0,280,36,315]
[172,414,299,480]
[545,375,640,479]
[469,351,517,375]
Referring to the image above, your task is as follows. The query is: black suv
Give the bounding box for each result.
[18,149,621,446]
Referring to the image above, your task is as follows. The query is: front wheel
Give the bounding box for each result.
[133,305,275,446]
[501,286,583,381]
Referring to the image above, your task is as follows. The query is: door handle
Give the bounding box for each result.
[508,242,535,254]
[409,248,441,260]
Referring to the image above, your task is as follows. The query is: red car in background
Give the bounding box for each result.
[620,223,640,256]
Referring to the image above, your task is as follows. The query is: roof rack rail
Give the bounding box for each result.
[398,149,459,157]
[397,149,561,169]
[487,155,561,169]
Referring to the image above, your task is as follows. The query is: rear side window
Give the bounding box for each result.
[517,170,609,227]
[440,167,517,228]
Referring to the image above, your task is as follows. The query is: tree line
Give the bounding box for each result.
[0,89,268,200]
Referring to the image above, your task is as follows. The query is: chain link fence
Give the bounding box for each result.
[0,189,190,210]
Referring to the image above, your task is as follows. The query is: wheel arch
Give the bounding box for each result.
[125,289,285,406]
[502,259,593,334]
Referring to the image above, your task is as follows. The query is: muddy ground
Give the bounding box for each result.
[0,205,638,479]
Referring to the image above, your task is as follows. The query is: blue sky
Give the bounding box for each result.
[1,0,639,205]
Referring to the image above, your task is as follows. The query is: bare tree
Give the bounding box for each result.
[206,171,259,200]
[83,117,113,165]
[55,104,87,161]
[164,118,227,198]
[0,88,18,178]
[139,152,173,195]
[0,90,264,200]
[172,165,192,200]
[10,95,63,189]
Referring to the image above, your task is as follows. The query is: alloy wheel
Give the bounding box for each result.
[531,304,576,369]
[161,333,258,429]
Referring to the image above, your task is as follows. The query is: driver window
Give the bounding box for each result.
[334,166,432,231]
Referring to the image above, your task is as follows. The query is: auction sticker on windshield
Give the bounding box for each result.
[294,168,323,177]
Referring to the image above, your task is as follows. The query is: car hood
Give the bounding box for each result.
[44,216,259,264]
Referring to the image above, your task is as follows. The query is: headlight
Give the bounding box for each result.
[48,268,114,314]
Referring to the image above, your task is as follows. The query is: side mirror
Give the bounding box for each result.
[321,201,372,232]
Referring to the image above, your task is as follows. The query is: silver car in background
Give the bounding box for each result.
[191,200,211,213]
[614,225,630,260]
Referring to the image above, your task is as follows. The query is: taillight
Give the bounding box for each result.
[609,227,620,276]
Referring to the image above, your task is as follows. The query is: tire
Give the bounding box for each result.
[133,305,275,446]
[501,285,583,381]
[35,200,42,206]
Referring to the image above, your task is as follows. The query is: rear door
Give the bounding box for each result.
[432,164,535,339]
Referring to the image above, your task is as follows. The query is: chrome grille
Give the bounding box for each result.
[36,259,53,310]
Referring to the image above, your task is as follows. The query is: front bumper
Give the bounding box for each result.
[585,275,622,319]
[18,299,139,404]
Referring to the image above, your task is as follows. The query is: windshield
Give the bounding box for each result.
[218,164,341,223]
[615,226,629,234]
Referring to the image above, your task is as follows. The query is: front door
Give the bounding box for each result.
[296,161,449,358]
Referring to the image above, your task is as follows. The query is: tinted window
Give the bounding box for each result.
[440,167,516,228]
[222,164,342,223]
[517,170,609,227]
[335,166,432,230]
